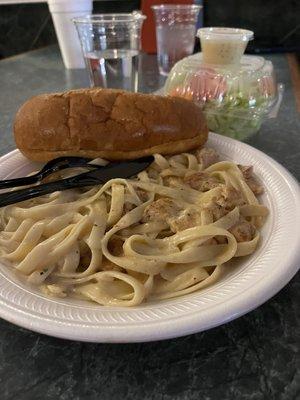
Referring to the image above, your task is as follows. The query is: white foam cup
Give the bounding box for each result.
[48,0,93,69]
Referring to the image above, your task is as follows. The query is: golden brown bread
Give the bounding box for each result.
[14,88,208,161]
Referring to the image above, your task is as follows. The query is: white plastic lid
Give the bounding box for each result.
[164,53,279,116]
[197,27,254,42]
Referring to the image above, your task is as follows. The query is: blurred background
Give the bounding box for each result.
[0,0,299,60]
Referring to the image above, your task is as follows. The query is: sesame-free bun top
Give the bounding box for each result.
[14,88,208,162]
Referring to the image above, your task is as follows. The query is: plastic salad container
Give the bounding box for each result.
[164,27,283,140]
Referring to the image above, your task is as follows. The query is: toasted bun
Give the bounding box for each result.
[14,88,208,162]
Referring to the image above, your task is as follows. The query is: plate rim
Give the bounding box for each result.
[0,133,299,342]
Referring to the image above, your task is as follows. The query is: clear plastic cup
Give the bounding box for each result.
[73,12,146,91]
[197,27,254,65]
[152,4,202,76]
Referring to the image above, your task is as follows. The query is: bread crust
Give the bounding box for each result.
[14,88,208,161]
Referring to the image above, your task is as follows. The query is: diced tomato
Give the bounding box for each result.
[169,67,227,103]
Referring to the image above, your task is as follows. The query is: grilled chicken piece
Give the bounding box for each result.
[203,186,245,221]
[229,217,256,242]
[142,198,181,223]
[209,204,228,221]
[238,165,264,195]
[142,199,202,233]
[164,176,183,188]
[195,147,219,169]
[142,184,247,234]
[184,172,221,192]
[169,208,202,232]
[216,186,245,209]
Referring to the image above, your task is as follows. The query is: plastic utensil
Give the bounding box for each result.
[0,156,154,208]
[0,156,104,189]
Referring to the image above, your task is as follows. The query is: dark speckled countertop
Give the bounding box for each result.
[0,46,299,400]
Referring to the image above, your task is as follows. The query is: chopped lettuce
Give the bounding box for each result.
[203,94,273,140]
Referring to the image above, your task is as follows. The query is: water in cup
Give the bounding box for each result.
[84,49,139,91]
[152,5,202,76]
[73,13,146,90]
[156,25,196,76]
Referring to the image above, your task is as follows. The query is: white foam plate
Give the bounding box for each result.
[0,133,299,342]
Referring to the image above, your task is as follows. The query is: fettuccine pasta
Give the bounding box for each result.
[0,147,268,306]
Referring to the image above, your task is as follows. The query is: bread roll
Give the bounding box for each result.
[14,88,208,162]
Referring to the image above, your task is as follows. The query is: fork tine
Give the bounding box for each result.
[0,156,100,190]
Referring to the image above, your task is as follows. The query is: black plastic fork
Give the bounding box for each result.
[0,156,104,189]
[0,156,154,208]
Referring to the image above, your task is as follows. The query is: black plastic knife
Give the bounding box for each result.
[0,156,154,208]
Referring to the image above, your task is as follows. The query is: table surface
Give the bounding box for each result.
[0,46,299,400]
